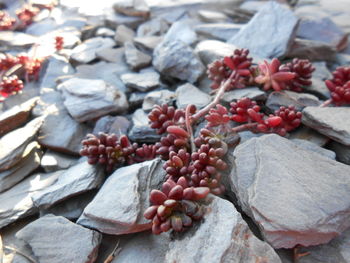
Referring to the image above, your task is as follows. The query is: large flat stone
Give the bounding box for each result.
[16,215,101,263]
[228,1,298,58]
[0,117,43,172]
[0,97,38,137]
[266,91,320,111]
[58,78,128,122]
[0,142,42,193]
[0,172,61,229]
[302,107,350,146]
[78,159,166,235]
[231,134,350,248]
[176,83,211,109]
[32,161,104,209]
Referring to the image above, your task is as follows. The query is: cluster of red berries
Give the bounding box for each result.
[144,177,209,234]
[148,104,185,134]
[325,66,350,106]
[55,36,64,51]
[16,5,40,28]
[207,49,315,92]
[0,10,16,31]
[0,76,24,97]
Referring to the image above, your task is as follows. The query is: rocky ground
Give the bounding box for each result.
[0,0,350,262]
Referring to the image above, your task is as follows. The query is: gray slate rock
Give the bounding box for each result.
[228,1,298,58]
[134,36,163,51]
[32,161,104,209]
[128,109,161,143]
[329,141,350,165]
[124,41,152,70]
[0,142,42,193]
[78,159,166,235]
[153,40,205,83]
[58,78,128,122]
[112,195,281,263]
[16,215,102,263]
[136,18,168,37]
[291,139,336,159]
[71,37,115,64]
[113,0,150,18]
[41,150,78,172]
[198,10,230,23]
[105,9,145,30]
[289,126,330,147]
[163,20,197,45]
[195,23,242,41]
[96,47,125,63]
[287,38,337,62]
[129,92,147,108]
[0,172,60,228]
[143,89,176,111]
[231,134,350,248]
[195,40,238,65]
[95,27,115,37]
[298,228,350,263]
[38,106,91,155]
[121,71,160,92]
[221,87,266,103]
[0,117,43,172]
[93,115,130,135]
[115,25,135,45]
[266,91,320,111]
[176,83,211,109]
[0,97,38,137]
[302,107,350,146]
[0,31,37,48]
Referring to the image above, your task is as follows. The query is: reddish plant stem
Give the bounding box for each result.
[185,104,195,152]
[320,99,332,107]
[231,123,258,133]
[191,71,236,122]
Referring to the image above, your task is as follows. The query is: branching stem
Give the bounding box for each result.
[231,123,258,133]
[185,105,195,152]
[320,99,332,107]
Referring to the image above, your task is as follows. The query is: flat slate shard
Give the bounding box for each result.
[32,161,104,209]
[0,117,43,172]
[0,142,42,193]
[58,78,128,122]
[77,159,166,235]
[0,172,61,229]
[231,134,350,248]
[302,107,350,146]
[153,40,205,83]
[0,97,38,137]
[16,215,102,263]
[228,1,298,58]
[176,83,211,109]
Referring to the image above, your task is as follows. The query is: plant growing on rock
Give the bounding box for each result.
[323,66,350,106]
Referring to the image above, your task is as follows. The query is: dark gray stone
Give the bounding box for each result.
[121,71,160,92]
[228,1,298,58]
[16,215,102,263]
[329,141,350,165]
[32,161,104,209]
[58,78,128,122]
[142,90,176,111]
[302,107,350,146]
[221,87,266,103]
[0,142,42,193]
[77,159,166,235]
[231,134,350,248]
[266,91,320,111]
[0,117,43,172]
[153,40,205,83]
[0,172,60,228]
[93,115,130,135]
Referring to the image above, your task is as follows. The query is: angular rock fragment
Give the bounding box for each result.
[195,23,242,41]
[0,172,61,228]
[302,107,350,146]
[78,159,166,235]
[163,20,197,45]
[329,141,350,165]
[93,115,130,135]
[134,36,163,51]
[113,0,150,18]
[142,90,175,111]
[198,10,230,23]
[124,41,152,70]
[231,134,350,248]
[32,161,104,209]
[16,215,102,263]
[0,31,37,48]
[291,139,336,159]
[195,40,239,65]
[115,25,135,45]
[176,83,211,109]
[228,1,298,58]
[0,117,43,172]
[153,40,205,83]
[71,37,115,64]
[0,142,42,193]
[136,18,168,37]
[58,78,128,122]
[96,47,125,63]
[221,87,266,103]
[266,91,320,111]
[121,71,160,92]
[0,97,38,137]
[40,150,78,173]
